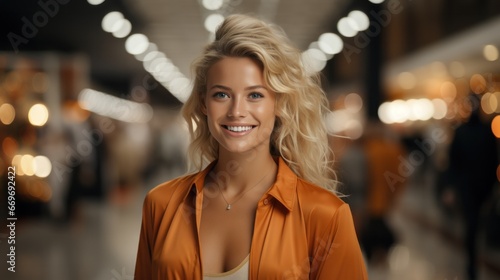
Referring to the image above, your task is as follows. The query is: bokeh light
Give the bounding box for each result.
[324,110,349,134]
[33,155,52,178]
[318,33,343,55]
[166,77,192,103]
[406,99,420,121]
[301,49,327,74]
[308,41,334,60]
[135,43,158,61]
[345,119,363,140]
[112,19,131,38]
[345,93,363,113]
[470,74,486,94]
[491,115,500,138]
[0,103,16,125]
[28,103,49,126]
[389,100,410,123]
[348,10,369,31]
[88,0,105,5]
[202,0,223,10]
[378,99,442,124]
[204,14,224,33]
[483,44,499,61]
[12,155,24,176]
[378,102,392,124]
[337,17,358,37]
[414,99,435,121]
[2,137,18,158]
[481,92,495,114]
[440,81,457,101]
[101,11,124,32]
[21,154,35,176]
[494,92,500,113]
[78,88,154,123]
[125,33,150,55]
[431,99,447,120]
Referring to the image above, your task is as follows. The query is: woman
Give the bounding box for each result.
[135,14,367,279]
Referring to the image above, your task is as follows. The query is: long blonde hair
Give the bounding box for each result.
[181,14,337,192]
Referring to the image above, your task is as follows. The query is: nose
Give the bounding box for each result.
[228,96,247,118]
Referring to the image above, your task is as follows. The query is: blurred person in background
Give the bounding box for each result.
[447,94,499,280]
[134,14,367,279]
[339,137,368,238]
[358,122,406,264]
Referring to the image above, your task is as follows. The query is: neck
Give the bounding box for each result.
[211,148,278,195]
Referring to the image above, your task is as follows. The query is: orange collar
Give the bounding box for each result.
[189,157,297,211]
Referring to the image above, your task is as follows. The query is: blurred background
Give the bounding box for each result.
[1,0,500,279]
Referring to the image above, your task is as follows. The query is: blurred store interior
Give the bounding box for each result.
[1,0,500,279]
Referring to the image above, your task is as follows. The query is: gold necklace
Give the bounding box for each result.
[216,173,270,210]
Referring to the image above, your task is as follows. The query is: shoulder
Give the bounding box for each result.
[143,172,198,211]
[295,178,348,221]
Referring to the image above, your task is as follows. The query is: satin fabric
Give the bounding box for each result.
[134,157,368,279]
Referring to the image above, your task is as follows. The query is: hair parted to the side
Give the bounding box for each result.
[181,14,338,192]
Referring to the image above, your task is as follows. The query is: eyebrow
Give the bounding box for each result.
[208,84,268,91]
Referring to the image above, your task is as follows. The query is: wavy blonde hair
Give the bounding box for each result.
[181,14,337,192]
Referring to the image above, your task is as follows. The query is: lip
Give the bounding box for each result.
[221,124,256,137]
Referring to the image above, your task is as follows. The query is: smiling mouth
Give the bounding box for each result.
[222,125,256,132]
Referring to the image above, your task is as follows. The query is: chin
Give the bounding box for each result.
[221,144,254,154]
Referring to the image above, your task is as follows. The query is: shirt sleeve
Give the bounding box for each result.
[134,194,154,280]
[311,203,368,280]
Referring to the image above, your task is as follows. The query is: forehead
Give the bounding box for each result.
[206,57,264,87]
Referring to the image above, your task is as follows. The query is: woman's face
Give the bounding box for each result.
[203,57,276,155]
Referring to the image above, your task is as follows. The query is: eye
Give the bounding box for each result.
[249,92,264,99]
[213,91,229,99]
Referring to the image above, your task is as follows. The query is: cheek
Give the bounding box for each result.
[258,103,276,124]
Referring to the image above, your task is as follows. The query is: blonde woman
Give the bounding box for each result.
[135,14,367,279]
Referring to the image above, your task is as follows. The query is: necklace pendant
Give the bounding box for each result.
[226,204,231,210]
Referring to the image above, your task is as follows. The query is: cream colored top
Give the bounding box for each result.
[203,255,249,280]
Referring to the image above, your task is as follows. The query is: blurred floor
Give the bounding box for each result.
[1,168,500,280]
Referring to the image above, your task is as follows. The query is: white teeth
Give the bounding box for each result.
[226,126,253,132]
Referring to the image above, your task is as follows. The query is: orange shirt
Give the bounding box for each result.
[134,157,367,279]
